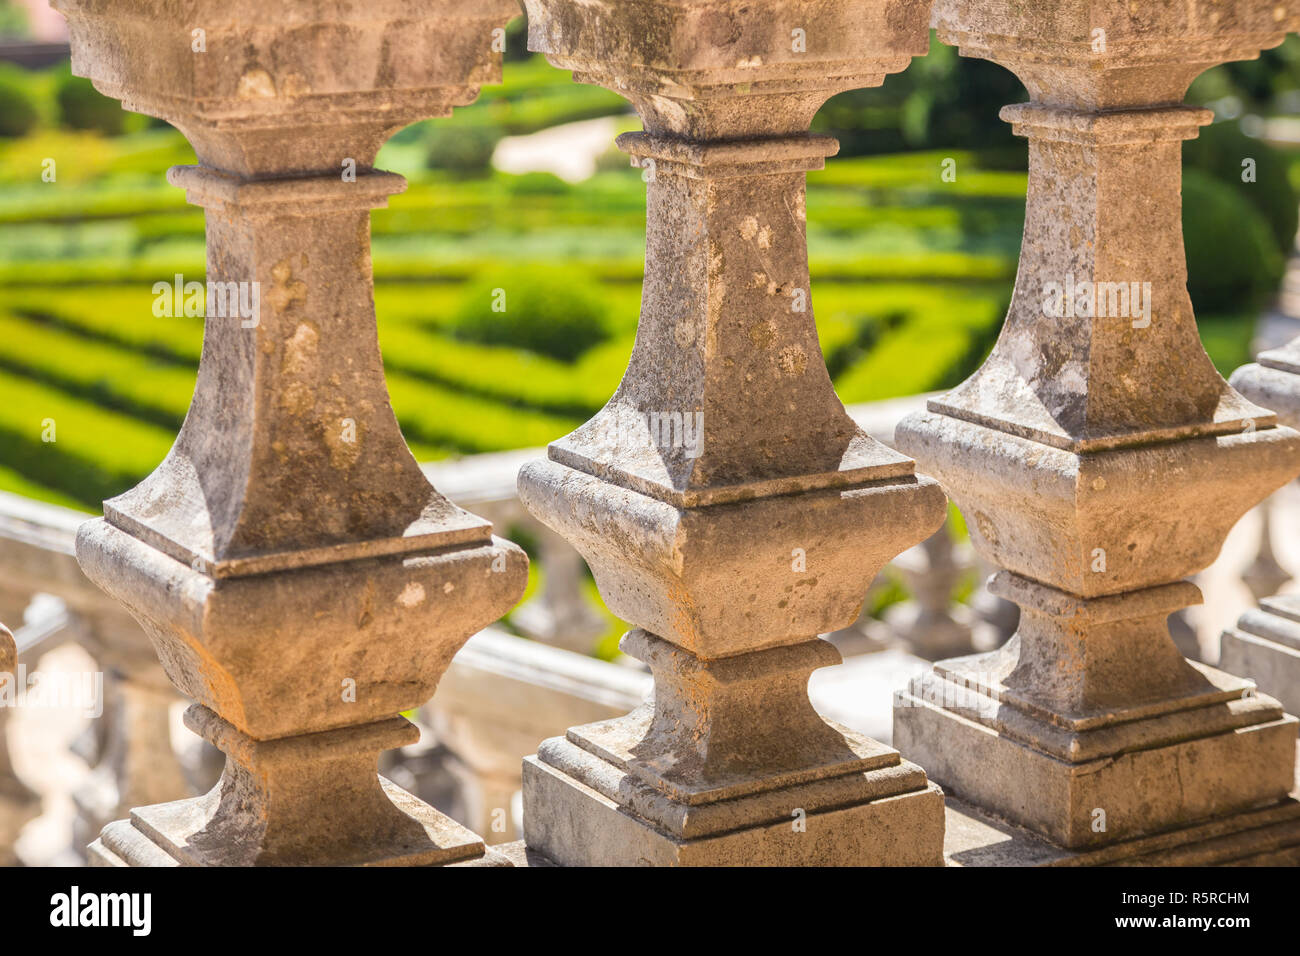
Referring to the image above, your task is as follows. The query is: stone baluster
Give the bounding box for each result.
[511,524,607,654]
[1224,307,1300,716]
[1241,495,1291,602]
[427,628,652,845]
[895,0,1300,861]
[55,0,527,866]
[888,518,975,660]
[70,614,193,858]
[515,0,947,866]
[968,554,1020,645]
[0,708,34,867]
[0,493,199,859]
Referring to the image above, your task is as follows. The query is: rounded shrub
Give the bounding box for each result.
[0,75,38,137]
[1184,120,1298,254]
[507,171,571,196]
[55,70,125,135]
[425,124,503,177]
[450,266,611,362]
[1182,168,1284,315]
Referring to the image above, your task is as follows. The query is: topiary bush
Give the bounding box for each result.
[0,74,37,137]
[1184,120,1298,255]
[425,124,503,177]
[55,69,125,135]
[1182,168,1285,315]
[449,266,611,362]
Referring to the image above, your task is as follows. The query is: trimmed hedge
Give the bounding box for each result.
[449,266,612,361]
[3,286,204,361]
[1184,120,1298,254]
[55,71,126,136]
[0,367,175,507]
[379,322,620,416]
[0,311,195,427]
[0,75,38,138]
[1183,168,1285,314]
[385,371,580,453]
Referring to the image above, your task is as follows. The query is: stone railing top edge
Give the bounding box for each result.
[457,627,651,710]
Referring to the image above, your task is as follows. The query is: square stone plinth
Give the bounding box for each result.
[520,736,945,866]
[943,780,1300,866]
[498,787,1300,867]
[88,776,487,867]
[895,686,1299,852]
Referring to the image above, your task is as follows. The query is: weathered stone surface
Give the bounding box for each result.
[517,0,946,865]
[57,0,515,177]
[1225,345,1300,716]
[898,681,1297,847]
[523,752,945,867]
[57,0,527,865]
[502,787,1300,865]
[1234,351,1300,425]
[519,462,944,659]
[894,0,1300,857]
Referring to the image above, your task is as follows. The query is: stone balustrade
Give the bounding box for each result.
[0,0,1296,867]
[0,620,26,866]
[0,396,962,862]
[0,492,196,864]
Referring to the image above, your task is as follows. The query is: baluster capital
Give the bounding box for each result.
[933,0,1298,108]
[524,0,929,137]
[54,0,518,174]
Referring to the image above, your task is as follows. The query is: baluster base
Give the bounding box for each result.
[520,720,944,866]
[87,708,490,867]
[87,771,488,867]
[897,640,1299,852]
[942,771,1300,866]
[1221,595,1300,719]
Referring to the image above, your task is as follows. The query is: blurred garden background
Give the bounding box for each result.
[1,3,1299,518]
